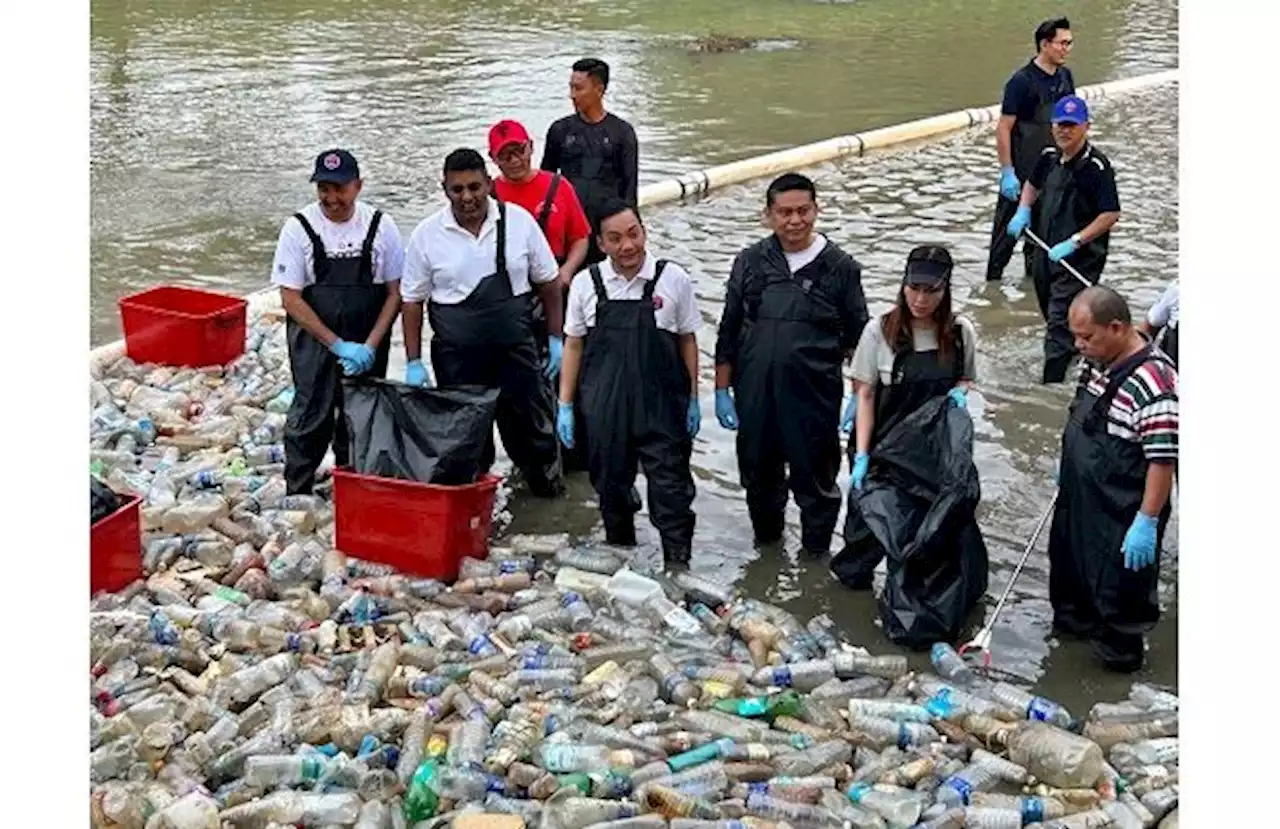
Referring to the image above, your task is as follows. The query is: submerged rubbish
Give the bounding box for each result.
[88,313,1179,828]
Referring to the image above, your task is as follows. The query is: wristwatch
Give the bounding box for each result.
[1071,232,1084,247]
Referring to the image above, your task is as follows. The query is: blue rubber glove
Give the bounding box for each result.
[330,339,364,363]
[1048,237,1080,263]
[1006,205,1032,239]
[947,386,968,409]
[686,397,701,438]
[338,357,361,376]
[999,166,1020,201]
[840,394,857,434]
[545,335,564,379]
[850,452,870,491]
[405,359,432,388]
[715,388,739,430]
[557,401,575,448]
[1121,512,1158,571]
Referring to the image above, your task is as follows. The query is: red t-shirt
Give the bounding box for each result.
[494,171,591,262]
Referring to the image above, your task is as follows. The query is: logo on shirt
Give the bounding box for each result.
[535,200,558,217]
[323,153,342,170]
[277,263,286,273]
[652,295,664,310]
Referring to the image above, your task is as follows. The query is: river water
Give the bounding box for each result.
[91,0,1179,711]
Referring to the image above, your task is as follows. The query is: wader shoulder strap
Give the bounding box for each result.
[1083,345,1160,434]
[642,259,670,301]
[293,213,329,279]
[495,200,508,277]
[951,322,967,379]
[589,265,607,302]
[358,210,384,282]
[537,173,562,232]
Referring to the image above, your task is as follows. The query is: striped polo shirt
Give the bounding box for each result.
[1076,348,1178,462]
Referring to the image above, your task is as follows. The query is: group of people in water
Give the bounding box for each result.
[269,18,1179,673]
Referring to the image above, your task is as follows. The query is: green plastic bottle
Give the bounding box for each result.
[713,689,803,720]
[404,760,441,823]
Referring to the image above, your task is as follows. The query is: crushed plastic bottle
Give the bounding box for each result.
[86,312,1178,829]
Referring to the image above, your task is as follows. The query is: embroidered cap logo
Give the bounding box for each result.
[323,153,342,170]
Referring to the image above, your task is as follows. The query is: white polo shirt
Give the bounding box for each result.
[1146,280,1179,328]
[400,198,558,304]
[564,255,701,338]
[270,201,404,289]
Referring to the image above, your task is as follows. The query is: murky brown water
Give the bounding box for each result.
[91,0,1179,711]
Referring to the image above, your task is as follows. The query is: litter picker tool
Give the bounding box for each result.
[959,488,1059,668]
[1023,229,1094,288]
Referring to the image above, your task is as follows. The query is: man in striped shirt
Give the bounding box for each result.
[1048,285,1177,673]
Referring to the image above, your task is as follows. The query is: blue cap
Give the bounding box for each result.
[1052,96,1089,125]
[310,149,360,184]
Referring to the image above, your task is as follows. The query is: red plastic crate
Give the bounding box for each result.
[333,469,501,582]
[91,495,144,595]
[119,285,248,367]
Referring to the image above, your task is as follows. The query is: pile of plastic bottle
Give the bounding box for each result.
[89,314,1180,829]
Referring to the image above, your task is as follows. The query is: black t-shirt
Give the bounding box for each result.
[541,112,639,221]
[1001,61,1076,124]
[1030,143,1121,217]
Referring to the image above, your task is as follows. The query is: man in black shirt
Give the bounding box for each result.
[986,17,1076,283]
[1006,95,1122,384]
[542,57,640,267]
[713,174,870,557]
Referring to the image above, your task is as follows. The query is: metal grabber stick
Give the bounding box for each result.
[959,488,1059,668]
[1023,229,1095,288]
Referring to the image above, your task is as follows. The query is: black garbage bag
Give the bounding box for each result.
[91,476,123,525]
[342,378,501,486]
[835,396,989,649]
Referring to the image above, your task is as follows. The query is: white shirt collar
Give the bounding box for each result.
[602,253,655,283]
[441,197,500,237]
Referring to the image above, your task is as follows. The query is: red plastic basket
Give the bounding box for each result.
[91,495,144,595]
[333,470,501,582]
[119,285,248,367]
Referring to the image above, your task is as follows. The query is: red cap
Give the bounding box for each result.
[488,119,531,157]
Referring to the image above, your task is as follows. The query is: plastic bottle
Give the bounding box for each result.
[845,783,924,829]
[832,652,909,680]
[934,763,999,808]
[1006,722,1105,789]
[557,548,627,575]
[989,682,1079,731]
[928,643,976,685]
[651,654,700,707]
[847,699,933,723]
[751,660,836,693]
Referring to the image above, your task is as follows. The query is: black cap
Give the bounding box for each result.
[904,244,954,287]
[310,149,360,184]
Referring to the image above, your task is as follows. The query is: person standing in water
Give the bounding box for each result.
[713,173,869,556]
[542,58,640,267]
[987,17,1076,283]
[833,244,978,589]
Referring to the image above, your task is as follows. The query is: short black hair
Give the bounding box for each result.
[572,58,610,89]
[592,198,640,235]
[1035,17,1070,50]
[442,148,487,176]
[765,173,817,208]
[1075,285,1131,327]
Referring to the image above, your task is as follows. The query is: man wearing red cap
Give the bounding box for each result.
[490,118,594,471]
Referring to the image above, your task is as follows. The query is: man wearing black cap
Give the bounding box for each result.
[986,17,1076,284]
[270,149,406,494]
[713,173,869,557]
[1006,94,1121,384]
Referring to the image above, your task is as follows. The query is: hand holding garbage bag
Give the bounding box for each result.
[1122,512,1158,571]
[850,452,869,490]
[404,360,432,388]
[947,386,968,409]
[715,388,739,430]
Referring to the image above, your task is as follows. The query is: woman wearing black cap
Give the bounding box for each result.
[833,244,983,601]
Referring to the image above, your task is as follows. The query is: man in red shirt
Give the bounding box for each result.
[490,118,594,472]
[490,119,591,285]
